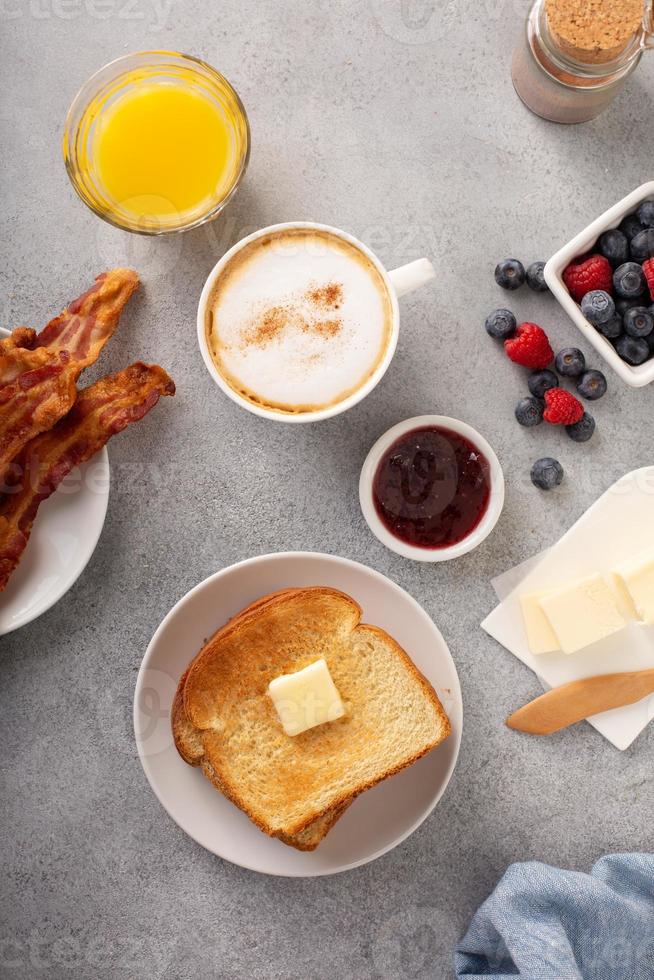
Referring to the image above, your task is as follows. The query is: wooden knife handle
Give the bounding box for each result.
[506,667,654,735]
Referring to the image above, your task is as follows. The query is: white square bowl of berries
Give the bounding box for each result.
[544,181,654,388]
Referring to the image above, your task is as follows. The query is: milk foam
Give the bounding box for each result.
[207,230,392,412]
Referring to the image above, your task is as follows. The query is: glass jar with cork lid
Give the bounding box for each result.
[512,0,653,123]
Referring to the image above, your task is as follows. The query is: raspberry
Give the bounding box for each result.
[643,258,654,301]
[504,322,554,369]
[562,254,613,302]
[543,388,584,426]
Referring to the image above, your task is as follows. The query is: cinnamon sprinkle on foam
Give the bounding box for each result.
[306,282,343,309]
[244,305,289,346]
[241,284,345,349]
[313,319,342,337]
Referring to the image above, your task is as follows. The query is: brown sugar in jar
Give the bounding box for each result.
[512,0,652,123]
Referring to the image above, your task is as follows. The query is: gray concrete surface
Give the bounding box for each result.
[1,2,653,977]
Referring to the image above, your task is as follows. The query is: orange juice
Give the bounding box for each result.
[93,82,235,222]
[65,54,250,233]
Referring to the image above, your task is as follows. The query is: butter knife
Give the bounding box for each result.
[506,667,654,735]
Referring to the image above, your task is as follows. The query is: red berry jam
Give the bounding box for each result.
[372,426,491,549]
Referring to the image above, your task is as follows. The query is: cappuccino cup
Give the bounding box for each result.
[197,222,435,422]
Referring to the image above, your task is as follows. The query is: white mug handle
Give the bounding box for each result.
[387,258,436,298]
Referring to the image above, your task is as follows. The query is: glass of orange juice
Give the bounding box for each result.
[63,51,250,235]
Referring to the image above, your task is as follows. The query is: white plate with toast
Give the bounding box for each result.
[0,326,110,635]
[134,552,462,876]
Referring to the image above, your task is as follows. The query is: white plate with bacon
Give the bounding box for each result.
[0,271,175,634]
[0,327,110,635]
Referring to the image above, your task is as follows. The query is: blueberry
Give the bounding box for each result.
[630,229,654,263]
[615,334,650,366]
[495,258,526,290]
[637,200,654,229]
[526,261,548,292]
[531,457,564,490]
[624,307,654,339]
[577,369,607,400]
[596,314,622,339]
[598,228,629,268]
[515,396,544,427]
[528,368,559,399]
[580,289,615,325]
[616,296,645,318]
[619,213,644,241]
[485,308,517,340]
[613,262,646,300]
[555,347,585,377]
[566,412,596,443]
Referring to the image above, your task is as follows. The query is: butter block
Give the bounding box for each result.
[612,549,654,624]
[268,658,345,736]
[520,590,559,654]
[538,573,626,655]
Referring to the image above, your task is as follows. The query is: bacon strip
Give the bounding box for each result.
[0,362,175,591]
[0,328,50,387]
[0,352,80,482]
[0,270,138,385]
[35,268,139,367]
[0,269,139,479]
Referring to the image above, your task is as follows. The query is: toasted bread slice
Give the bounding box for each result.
[172,659,349,850]
[174,588,450,847]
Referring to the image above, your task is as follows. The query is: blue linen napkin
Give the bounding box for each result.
[455,854,654,979]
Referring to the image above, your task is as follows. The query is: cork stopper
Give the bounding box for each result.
[545,0,644,64]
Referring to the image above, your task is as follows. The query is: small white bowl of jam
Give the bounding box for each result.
[359,416,505,562]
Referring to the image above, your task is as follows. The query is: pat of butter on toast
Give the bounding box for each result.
[268,658,346,736]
